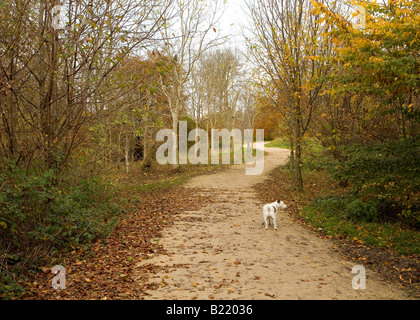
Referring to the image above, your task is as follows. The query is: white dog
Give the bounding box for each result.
[263,200,287,230]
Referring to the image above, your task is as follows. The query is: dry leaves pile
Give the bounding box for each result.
[21,186,212,300]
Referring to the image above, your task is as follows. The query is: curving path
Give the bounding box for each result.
[136,146,411,300]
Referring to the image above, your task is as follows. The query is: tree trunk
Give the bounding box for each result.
[294,137,303,191]
[294,100,304,191]
[172,110,179,168]
[143,123,148,164]
[125,134,130,174]
[195,118,200,158]
[289,134,295,172]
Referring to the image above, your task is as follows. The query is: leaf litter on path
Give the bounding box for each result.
[22,186,213,300]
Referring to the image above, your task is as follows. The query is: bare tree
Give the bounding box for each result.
[192,49,242,128]
[189,48,244,155]
[0,0,171,173]
[156,0,226,166]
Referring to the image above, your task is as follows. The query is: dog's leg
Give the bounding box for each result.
[263,207,269,230]
[273,216,278,230]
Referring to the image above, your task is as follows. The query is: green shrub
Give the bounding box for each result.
[344,198,378,222]
[0,162,123,272]
[310,196,343,214]
[33,177,122,247]
[326,137,420,228]
[304,195,419,254]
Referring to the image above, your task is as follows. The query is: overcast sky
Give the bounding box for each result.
[217,0,251,51]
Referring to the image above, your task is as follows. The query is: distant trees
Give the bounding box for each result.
[156,0,226,166]
[192,49,242,130]
[104,52,174,173]
[0,0,261,176]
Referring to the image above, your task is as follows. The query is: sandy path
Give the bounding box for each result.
[137,146,411,300]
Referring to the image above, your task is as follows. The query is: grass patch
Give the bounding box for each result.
[264,139,290,149]
[264,138,323,152]
[303,197,419,255]
[132,175,190,193]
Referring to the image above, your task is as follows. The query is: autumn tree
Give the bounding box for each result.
[104,52,173,173]
[245,0,335,190]
[304,0,420,230]
[311,0,419,147]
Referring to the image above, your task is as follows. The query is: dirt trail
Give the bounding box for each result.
[136,146,411,300]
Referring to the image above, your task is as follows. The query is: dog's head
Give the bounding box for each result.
[276,200,287,209]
